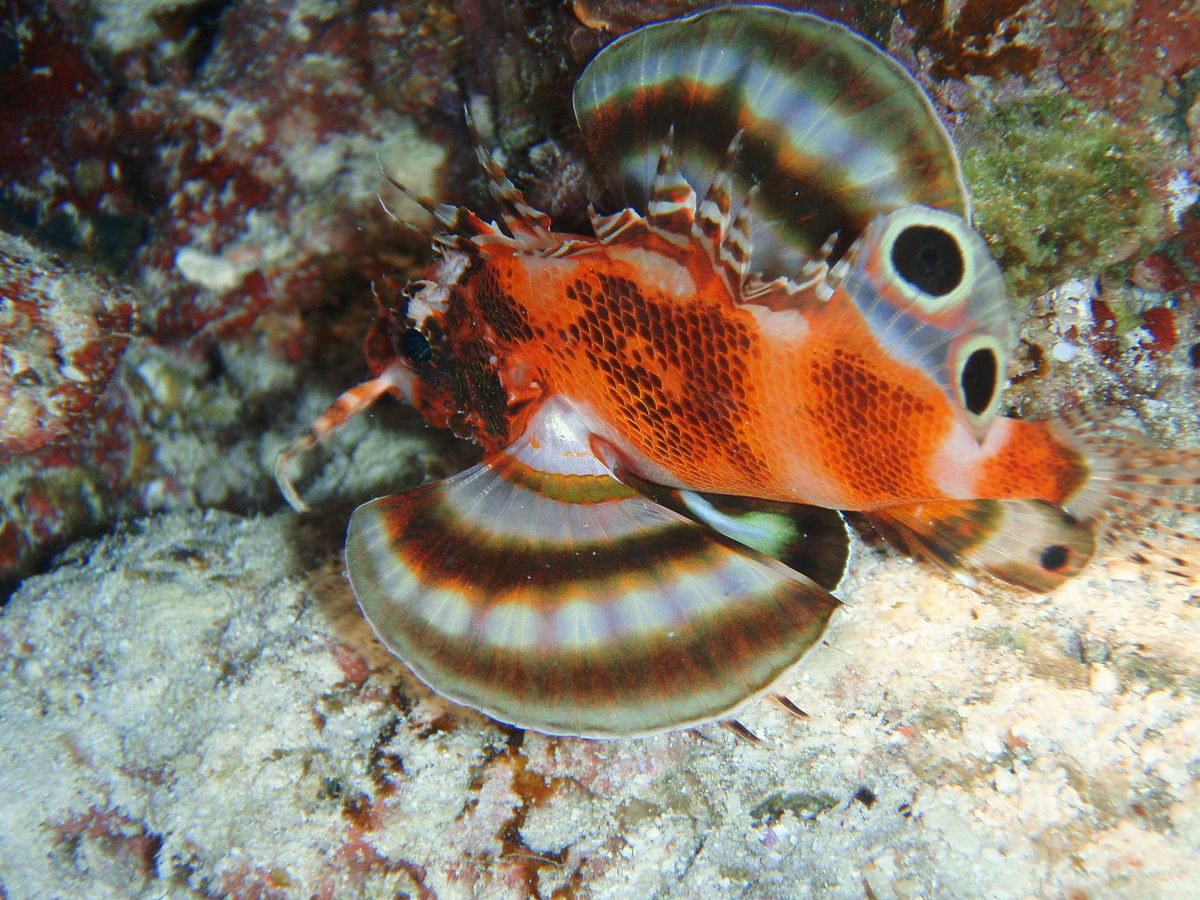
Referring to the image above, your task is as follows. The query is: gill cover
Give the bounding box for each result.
[830,205,1015,438]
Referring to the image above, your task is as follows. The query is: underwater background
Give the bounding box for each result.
[1,0,1199,896]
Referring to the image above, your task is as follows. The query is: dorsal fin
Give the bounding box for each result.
[463,107,555,249]
[694,130,741,250]
[573,5,969,279]
[588,205,641,243]
[830,204,1015,438]
[378,164,499,247]
[719,187,757,292]
[646,130,697,244]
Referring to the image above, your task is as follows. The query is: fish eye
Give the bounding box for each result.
[400,327,433,363]
[960,346,997,415]
[890,225,964,297]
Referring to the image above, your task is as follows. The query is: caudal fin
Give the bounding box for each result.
[867,414,1200,592]
[1056,414,1200,552]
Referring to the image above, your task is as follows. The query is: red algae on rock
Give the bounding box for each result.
[0,0,464,585]
[896,0,1044,81]
[0,232,137,584]
[0,233,135,458]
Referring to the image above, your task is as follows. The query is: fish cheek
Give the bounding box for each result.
[414,271,525,449]
[472,263,538,346]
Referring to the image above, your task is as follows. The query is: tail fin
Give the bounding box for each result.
[866,414,1200,592]
[1056,414,1200,552]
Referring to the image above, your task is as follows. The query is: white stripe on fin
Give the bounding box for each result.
[719,187,758,291]
[647,129,696,245]
[694,130,742,252]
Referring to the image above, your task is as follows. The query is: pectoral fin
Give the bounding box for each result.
[345,399,840,737]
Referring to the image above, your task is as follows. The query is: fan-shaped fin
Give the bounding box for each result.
[573,4,969,280]
[346,397,840,737]
[865,499,1095,592]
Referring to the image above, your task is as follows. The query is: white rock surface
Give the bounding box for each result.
[1,509,1198,899]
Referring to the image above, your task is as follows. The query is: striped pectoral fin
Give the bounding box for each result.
[346,408,840,737]
[865,499,1096,593]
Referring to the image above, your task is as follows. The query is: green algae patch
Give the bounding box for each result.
[960,92,1173,306]
[980,623,1032,652]
[911,704,965,737]
[750,791,839,825]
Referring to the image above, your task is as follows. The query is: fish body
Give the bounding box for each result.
[399,205,1083,514]
[283,5,1199,737]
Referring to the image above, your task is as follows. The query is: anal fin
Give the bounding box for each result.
[865,499,1095,593]
[345,398,840,737]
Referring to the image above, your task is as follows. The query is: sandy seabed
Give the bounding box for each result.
[1,506,1197,899]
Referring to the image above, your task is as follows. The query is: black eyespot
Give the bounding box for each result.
[891,225,964,297]
[1040,544,1070,572]
[400,327,432,363]
[960,347,998,416]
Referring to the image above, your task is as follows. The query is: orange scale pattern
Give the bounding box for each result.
[588,304,769,486]
[479,243,783,496]
[797,345,946,505]
[977,419,1087,503]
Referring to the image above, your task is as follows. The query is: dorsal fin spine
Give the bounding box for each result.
[589,206,641,244]
[647,128,697,244]
[719,186,758,292]
[695,130,742,251]
[378,159,504,249]
[463,106,555,248]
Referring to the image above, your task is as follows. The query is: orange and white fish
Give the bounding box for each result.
[278,5,1199,737]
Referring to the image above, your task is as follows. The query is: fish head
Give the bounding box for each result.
[371,250,521,451]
